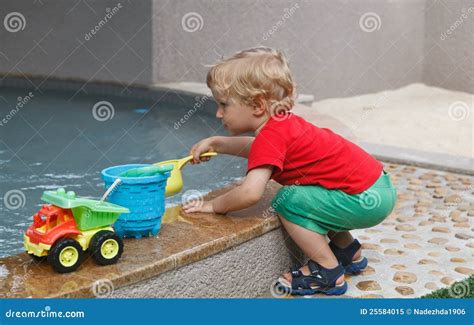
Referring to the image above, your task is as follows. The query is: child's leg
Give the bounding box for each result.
[278,215,344,285]
[327,230,362,261]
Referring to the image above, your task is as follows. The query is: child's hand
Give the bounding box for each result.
[190,137,216,164]
[182,200,215,214]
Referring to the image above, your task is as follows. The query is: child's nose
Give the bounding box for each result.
[216,108,224,119]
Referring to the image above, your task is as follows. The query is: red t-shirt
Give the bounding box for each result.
[247,113,383,194]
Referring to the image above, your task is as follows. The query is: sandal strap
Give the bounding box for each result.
[307,260,321,275]
[289,261,344,290]
[290,265,302,278]
[329,239,361,266]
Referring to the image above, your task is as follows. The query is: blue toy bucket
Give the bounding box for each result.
[101,164,170,238]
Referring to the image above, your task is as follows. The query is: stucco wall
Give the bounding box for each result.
[423,0,474,93]
[151,0,427,99]
[0,0,472,100]
[0,0,152,84]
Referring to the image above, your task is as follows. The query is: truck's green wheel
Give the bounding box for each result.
[47,238,84,273]
[90,230,123,265]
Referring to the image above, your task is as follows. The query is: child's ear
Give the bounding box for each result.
[252,97,267,116]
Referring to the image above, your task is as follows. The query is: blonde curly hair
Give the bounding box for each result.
[206,47,296,115]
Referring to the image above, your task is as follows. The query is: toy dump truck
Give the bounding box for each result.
[24,188,129,273]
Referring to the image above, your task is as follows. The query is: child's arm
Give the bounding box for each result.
[190,136,254,163]
[212,136,254,157]
[182,166,273,214]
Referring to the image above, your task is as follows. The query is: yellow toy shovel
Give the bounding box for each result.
[155,152,217,197]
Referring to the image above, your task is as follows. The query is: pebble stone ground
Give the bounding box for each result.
[285,162,474,299]
[343,163,474,298]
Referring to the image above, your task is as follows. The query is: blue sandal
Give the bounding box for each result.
[329,239,368,274]
[276,260,347,296]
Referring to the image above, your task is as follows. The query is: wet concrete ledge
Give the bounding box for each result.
[0,182,285,298]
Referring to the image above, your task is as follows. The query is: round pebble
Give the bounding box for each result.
[395,286,414,296]
[391,264,407,270]
[395,224,416,232]
[356,280,381,291]
[362,243,381,250]
[430,215,446,222]
[402,234,421,240]
[454,267,474,275]
[432,226,450,233]
[404,243,421,249]
[428,237,449,245]
[384,249,407,256]
[451,215,468,223]
[450,257,466,263]
[419,221,434,226]
[444,195,462,204]
[361,266,375,275]
[449,210,462,219]
[429,270,444,277]
[424,282,438,290]
[445,246,460,252]
[380,238,398,243]
[418,259,437,265]
[365,229,382,233]
[455,233,474,240]
[454,222,470,228]
[393,271,417,284]
[441,276,455,285]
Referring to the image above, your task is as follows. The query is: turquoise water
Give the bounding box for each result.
[0,87,246,257]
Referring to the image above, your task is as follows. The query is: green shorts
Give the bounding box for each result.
[271,171,397,235]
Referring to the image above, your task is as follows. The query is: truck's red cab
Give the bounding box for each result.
[25,204,81,251]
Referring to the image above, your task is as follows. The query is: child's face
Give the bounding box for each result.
[214,95,257,135]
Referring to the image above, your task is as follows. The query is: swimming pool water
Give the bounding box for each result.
[0,87,246,257]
